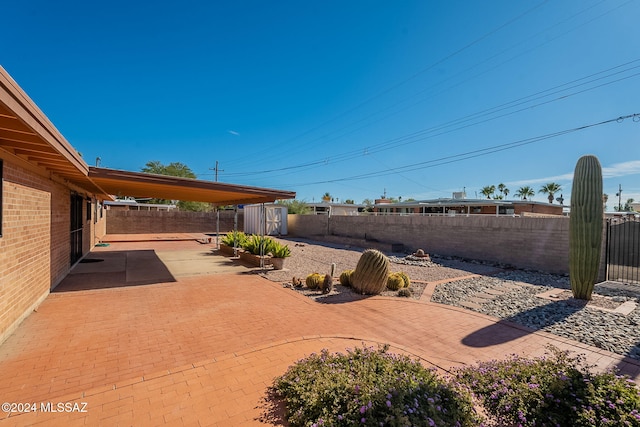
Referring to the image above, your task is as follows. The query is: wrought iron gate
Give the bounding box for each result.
[606,215,640,284]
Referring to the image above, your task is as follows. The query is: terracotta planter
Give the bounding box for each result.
[271,257,286,270]
[219,244,240,257]
[239,251,272,267]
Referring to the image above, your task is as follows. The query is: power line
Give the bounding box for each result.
[214,61,640,178]
[289,113,640,187]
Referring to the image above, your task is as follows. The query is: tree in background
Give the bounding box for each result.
[480,185,496,199]
[497,183,510,199]
[362,199,374,212]
[142,161,196,178]
[322,192,332,202]
[140,161,212,212]
[539,182,562,204]
[615,198,636,212]
[515,186,535,201]
[275,199,311,214]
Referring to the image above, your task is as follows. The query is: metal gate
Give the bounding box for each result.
[606,215,640,284]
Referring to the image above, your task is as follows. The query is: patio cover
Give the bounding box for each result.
[1,66,296,205]
[88,167,295,205]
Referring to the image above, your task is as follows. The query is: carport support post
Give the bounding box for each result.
[260,203,266,269]
[216,207,220,248]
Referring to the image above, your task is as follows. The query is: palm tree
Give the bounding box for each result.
[322,192,332,202]
[539,182,562,204]
[515,186,535,200]
[497,183,510,199]
[480,185,496,199]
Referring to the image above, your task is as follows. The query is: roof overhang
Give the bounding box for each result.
[0,66,296,205]
[0,66,106,194]
[88,167,296,205]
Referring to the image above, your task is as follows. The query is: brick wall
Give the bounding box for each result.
[0,154,104,345]
[105,210,244,234]
[288,214,602,275]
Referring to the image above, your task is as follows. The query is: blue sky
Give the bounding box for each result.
[2,0,639,207]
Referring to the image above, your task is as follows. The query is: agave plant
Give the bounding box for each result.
[269,241,291,258]
[220,230,247,247]
[243,234,274,255]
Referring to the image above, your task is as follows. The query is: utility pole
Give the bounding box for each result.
[616,184,623,211]
[210,161,224,182]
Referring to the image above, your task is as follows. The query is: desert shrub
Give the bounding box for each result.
[305,273,324,290]
[397,271,410,288]
[274,345,480,427]
[386,273,405,291]
[454,347,640,426]
[339,270,353,287]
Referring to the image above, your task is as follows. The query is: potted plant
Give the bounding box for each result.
[240,234,273,266]
[219,231,247,256]
[269,241,291,270]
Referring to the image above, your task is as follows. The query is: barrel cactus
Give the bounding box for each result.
[386,273,405,291]
[305,273,324,290]
[569,155,604,300]
[351,249,390,295]
[397,272,411,288]
[339,270,353,287]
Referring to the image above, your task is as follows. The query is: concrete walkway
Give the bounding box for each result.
[1,239,639,426]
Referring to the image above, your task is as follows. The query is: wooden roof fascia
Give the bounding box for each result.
[0,66,88,175]
[88,167,296,205]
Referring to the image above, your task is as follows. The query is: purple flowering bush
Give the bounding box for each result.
[273,345,480,426]
[453,347,640,426]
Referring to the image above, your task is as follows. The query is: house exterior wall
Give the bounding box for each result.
[105,210,244,234]
[0,153,104,345]
[288,214,604,276]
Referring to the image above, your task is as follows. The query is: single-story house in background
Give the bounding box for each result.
[374,196,564,216]
[307,202,363,216]
[0,66,294,346]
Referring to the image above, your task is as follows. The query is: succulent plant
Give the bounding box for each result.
[339,270,354,287]
[351,249,390,295]
[321,274,333,294]
[397,272,411,288]
[269,241,291,258]
[243,234,274,255]
[386,273,405,291]
[220,230,247,247]
[397,288,412,298]
[305,273,324,290]
[569,155,604,300]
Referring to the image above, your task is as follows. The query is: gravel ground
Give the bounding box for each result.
[249,237,640,361]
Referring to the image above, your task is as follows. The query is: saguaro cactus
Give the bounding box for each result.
[351,249,390,295]
[569,155,603,300]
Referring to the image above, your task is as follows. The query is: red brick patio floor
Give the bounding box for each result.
[1,239,639,426]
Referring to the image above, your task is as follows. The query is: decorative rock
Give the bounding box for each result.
[430,271,640,361]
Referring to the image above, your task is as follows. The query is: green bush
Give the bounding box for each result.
[454,347,640,426]
[386,273,404,291]
[274,345,479,427]
[305,273,324,290]
[339,270,353,287]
